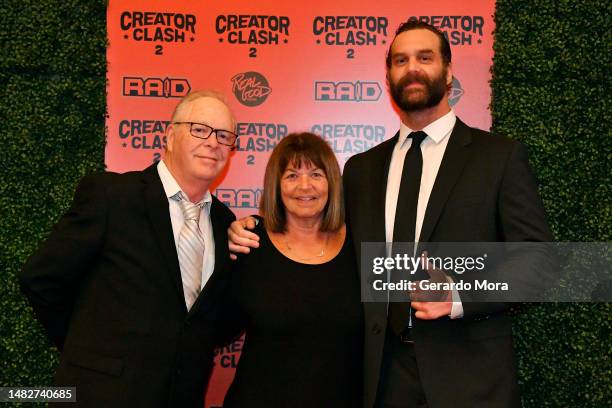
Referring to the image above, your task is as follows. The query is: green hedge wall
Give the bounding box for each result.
[0,1,107,404]
[1,0,609,407]
[493,1,611,406]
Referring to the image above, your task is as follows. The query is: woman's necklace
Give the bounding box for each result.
[283,232,331,262]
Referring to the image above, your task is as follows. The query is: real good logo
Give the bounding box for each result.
[231,72,272,107]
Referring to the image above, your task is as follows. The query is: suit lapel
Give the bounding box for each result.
[368,137,395,324]
[370,135,397,322]
[419,119,473,243]
[141,165,185,310]
[374,132,399,243]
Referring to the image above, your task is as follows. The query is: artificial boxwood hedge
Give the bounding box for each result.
[1,0,609,407]
[492,1,611,406]
[1,2,107,406]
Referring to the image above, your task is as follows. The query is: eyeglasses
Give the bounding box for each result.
[173,122,238,146]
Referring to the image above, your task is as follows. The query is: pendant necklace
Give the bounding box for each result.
[284,233,330,262]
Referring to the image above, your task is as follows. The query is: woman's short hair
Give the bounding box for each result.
[260,132,344,233]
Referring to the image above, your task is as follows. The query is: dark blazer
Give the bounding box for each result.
[343,118,554,408]
[20,164,235,408]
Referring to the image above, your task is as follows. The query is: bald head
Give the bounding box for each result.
[171,90,236,130]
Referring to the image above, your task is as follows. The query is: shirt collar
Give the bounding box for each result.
[398,109,457,147]
[157,160,212,206]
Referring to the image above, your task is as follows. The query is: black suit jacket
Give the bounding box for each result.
[343,118,554,408]
[20,164,236,408]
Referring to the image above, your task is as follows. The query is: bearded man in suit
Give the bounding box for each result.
[342,20,554,408]
[20,90,238,407]
[229,20,553,408]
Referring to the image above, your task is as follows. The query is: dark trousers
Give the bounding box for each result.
[375,329,428,408]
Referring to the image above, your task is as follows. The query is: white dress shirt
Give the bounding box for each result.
[384,110,463,318]
[157,160,216,292]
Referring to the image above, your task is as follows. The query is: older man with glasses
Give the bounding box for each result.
[20,90,238,408]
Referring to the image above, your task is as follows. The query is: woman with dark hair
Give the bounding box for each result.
[219,133,363,407]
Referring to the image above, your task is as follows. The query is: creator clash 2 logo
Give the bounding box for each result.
[231,72,272,107]
[216,14,290,58]
[409,15,485,46]
[119,11,197,55]
[312,15,388,59]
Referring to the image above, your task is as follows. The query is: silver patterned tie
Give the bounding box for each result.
[173,192,205,310]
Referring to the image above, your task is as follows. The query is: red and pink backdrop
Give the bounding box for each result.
[106,1,494,406]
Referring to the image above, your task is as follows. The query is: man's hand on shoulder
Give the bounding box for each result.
[228,216,260,260]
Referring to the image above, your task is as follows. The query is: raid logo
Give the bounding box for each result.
[409,16,485,46]
[122,77,191,98]
[315,81,382,102]
[120,11,196,55]
[313,16,388,58]
[231,72,272,107]
[449,77,464,107]
[216,15,290,58]
[216,189,263,209]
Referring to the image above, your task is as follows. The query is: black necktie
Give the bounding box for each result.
[389,131,427,335]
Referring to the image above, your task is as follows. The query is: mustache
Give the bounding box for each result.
[396,73,430,88]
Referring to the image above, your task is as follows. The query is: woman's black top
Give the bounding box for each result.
[221,221,363,408]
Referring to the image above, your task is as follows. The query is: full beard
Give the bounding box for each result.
[390,68,449,112]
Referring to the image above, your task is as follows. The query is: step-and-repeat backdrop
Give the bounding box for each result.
[106,1,494,406]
